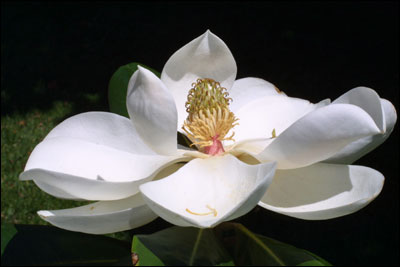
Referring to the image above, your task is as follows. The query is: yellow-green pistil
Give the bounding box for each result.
[182,78,239,156]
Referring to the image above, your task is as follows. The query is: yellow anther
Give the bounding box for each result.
[186,205,217,217]
[182,78,239,153]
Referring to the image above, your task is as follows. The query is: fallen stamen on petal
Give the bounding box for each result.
[272,128,276,138]
[182,78,239,155]
[274,86,284,94]
[186,205,217,217]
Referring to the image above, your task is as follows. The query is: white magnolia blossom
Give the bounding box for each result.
[20,30,397,234]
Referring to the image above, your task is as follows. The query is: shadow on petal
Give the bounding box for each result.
[264,164,353,207]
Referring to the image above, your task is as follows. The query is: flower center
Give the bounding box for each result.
[182,78,239,156]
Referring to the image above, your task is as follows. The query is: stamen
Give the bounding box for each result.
[272,128,276,138]
[182,78,239,155]
[186,205,217,217]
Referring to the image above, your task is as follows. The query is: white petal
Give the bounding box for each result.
[229,138,274,156]
[44,111,156,155]
[127,66,178,155]
[228,77,286,113]
[37,194,157,234]
[324,98,397,164]
[382,98,397,131]
[333,87,385,131]
[161,30,237,130]
[259,163,384,220]
[20,137,184,200]
[233,95,330,143]
[255,103,381,169]
[139,154,276,228]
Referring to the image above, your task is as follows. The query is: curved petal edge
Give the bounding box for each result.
[37,194,158,234]
[258,163,384,220]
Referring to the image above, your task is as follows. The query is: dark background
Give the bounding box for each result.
[2,1,399,265]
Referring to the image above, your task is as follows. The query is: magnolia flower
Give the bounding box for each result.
[20,30,396,234]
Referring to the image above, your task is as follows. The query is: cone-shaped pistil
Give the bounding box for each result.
[183,78,239,155]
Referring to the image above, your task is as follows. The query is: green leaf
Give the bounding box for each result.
[108,62,160,117]
[297,251,332,266]
[1,224,132,266]
[132,227,234,266]
[215,222,331,266]
[1,223,17,256]
[131,223,330,266]
[297,260,327,266]
[132,236,164,266]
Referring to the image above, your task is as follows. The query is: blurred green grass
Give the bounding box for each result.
[1,99,130,241]
[1,100,76,225]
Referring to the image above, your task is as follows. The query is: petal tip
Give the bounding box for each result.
[37,210,53,219]
[204,29,212,37]
[136,65,153,78]
[19,171,30,181]
[137,65,145,72]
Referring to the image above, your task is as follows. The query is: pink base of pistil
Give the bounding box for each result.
[203,135,225,156]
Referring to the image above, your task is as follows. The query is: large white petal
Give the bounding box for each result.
[255,104,381,169]
[259,163,384,220]
[20,137,185,200]
[233,95,330,143]
[324,97,397,164]
[127,66,178,155]
[139,154,276,228]
[228,77,286,113]
[37,194,158,234]
[161,30,237,130]
[44,111,156,155]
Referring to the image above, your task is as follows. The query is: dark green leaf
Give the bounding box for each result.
[296,251,332,266]
[215,222,331,266]
[132,226,234,266]
[1,223,17,256]
[131,223,330,266]
[131,236,164,266]
[1,224,132,266]
[297,260,327,266]
[108,62,160,117]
